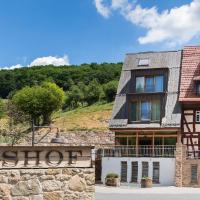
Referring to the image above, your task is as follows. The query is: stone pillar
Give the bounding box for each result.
[175,143,187,187]
[175,143,183,187]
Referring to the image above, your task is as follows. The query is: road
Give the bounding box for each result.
[95,185,200,200]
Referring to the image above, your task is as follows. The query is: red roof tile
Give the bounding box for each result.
[179,46,200,102]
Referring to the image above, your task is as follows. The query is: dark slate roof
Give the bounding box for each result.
[109,51,182,129]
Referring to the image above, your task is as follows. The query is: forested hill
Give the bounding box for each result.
[0,62,122,99]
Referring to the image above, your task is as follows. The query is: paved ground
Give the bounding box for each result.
[95,185,200,200]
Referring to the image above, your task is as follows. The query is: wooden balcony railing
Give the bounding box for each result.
[96,145,176,158]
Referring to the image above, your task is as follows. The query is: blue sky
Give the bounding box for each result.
[0,0,198,69]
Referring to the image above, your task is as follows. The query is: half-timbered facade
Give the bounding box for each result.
[179,46,200,153]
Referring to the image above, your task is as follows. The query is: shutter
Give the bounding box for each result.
[142,162,149,178]
[191,165,198,184]
[121,161,127,182]
[131,161,138,182]
[153,162,160,183]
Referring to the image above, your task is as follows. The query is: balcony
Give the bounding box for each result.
[96,145,176,158]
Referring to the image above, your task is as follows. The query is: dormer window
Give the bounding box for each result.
[138,58,149,66]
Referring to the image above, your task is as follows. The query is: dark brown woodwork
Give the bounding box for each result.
[181,107,200,151]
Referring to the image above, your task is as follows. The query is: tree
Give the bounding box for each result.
[103,80,118,102]
[85,79,104,105]
[12,82,65,125]
[64,85,85,110]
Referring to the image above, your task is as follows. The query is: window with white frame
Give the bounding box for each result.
[196,111,200,122]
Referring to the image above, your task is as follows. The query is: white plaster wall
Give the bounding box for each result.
[101,157,175,186]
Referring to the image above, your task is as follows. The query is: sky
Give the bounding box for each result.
[0,0,199,69]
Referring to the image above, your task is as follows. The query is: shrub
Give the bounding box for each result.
[106,173,119,179]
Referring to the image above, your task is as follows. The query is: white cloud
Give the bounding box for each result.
[94,0,111,18]
[29,55,70,67]
[0,64,23,70]
[0,55,70,70]
[94,0,200,46]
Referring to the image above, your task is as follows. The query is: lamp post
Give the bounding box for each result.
[31,121,65,146]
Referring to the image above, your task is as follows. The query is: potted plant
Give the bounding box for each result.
[105,173,120,187]
[141,176,152,188]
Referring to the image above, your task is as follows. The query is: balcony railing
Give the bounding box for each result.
[96,145,176,158]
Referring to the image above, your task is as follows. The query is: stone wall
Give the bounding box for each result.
[29,130,115,148]
[175,143,200,187]
[0,168,95,200]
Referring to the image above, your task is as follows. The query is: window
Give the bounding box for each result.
[130,100,160,122]
[141,101,151,121]
[153,162,160,183]
[142,162,149,178]
[196,111,200,122]
[121,161,127,182]
[191,165,198,184]
[196,82,200,95]
[136,76,164,93]
[131,162,138,182]
[138,58,149,66]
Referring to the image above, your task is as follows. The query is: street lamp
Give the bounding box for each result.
[31,121,65,146]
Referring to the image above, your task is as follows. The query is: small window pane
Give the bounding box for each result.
[131,162,138,183]
[142,162,149,178]
[153,162,160,183]
[196,111,200,122]
[138,59,149,66]
[155,76,164,92]
[151,100,160,121]
[121,161,128,182]
[191,165,198,184]
[136,77,144,92]
[141,101,150,121]
[164,138,177,145]
[145,77,154,92]
[130,102,139,121]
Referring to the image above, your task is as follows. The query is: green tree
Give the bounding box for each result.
[12,82,64,125]
[85,79,104,105]
[64,85,84,110]
[103,80,118,102]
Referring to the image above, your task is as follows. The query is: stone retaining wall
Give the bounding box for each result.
[30,130,115,148]
[0,168,95,200]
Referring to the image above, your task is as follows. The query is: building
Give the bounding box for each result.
[98,46,200,186]
[100,50,182,186]
[179,46,200,152]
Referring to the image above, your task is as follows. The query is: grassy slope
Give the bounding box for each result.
[53,102,113,132]
[0,102,113,140]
